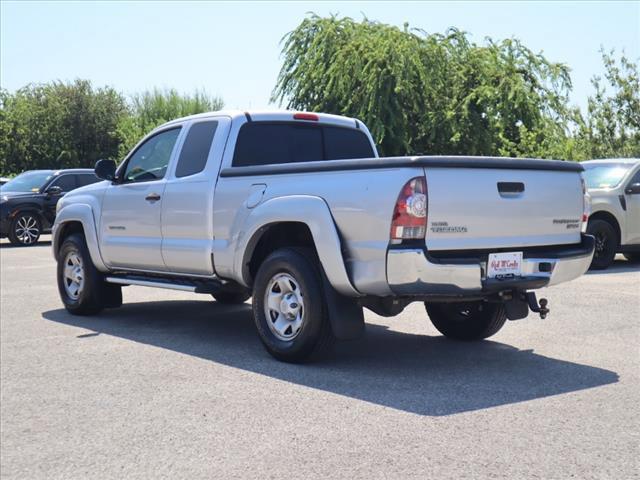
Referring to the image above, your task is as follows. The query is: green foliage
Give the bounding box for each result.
[574,50,640,159]
[117,88,224,157]
[0,80,126,174]
[272,15,574,158]
[0,82,223,175]
[274,14,639,161]
[1,17,637,176]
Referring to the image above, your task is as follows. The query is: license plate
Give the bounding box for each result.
[487,252,523,279]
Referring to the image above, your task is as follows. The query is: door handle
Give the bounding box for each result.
[497,182,525,193]
[497,182,525,197]
[145,193,161,202]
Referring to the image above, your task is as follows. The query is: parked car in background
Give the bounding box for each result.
[0,177,10,186]
[582,158,640,269]
[1,169,100,246]
[53,110,593,363]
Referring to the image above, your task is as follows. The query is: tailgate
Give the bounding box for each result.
[425,168,584,251]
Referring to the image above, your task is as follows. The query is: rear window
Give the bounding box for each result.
[176,121,218,177]
[232,122,374,167]
[324,126,374,161]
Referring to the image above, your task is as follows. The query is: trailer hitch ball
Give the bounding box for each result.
[538,298,549,319]
[526,292,550,319]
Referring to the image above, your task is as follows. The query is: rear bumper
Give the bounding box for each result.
[387,234,595,296]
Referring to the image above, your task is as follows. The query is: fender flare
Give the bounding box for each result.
[6,203,46,223]
[53,204,108,272]
[235,195,360,297]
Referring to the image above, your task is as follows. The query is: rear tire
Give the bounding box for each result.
[8,212,41,246]
[57,233,121,315]
[252,248,334,363]
[425,301,507,341]
[587,219,617,270]
[623,252,640,263]
[211,291,251,304]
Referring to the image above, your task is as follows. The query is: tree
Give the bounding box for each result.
[575,50,640,159]
[117,88,224,157]
[0,80,127,174]
[272,14,574,158]
[0,83,224,174]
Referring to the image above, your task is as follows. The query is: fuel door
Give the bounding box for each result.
[246,183,267,209]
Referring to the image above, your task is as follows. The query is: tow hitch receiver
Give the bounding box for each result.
[526,292,550,319]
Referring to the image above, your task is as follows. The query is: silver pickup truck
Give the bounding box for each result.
[52,111,594,362]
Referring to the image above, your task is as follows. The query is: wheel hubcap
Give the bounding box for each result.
[15,215,39,244]
[63,251,84,300]
[264,273,305,341]
[595,232,607,256]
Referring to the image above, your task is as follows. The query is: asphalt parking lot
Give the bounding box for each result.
[1,238,638,479]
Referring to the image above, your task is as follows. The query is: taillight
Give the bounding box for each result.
[390,176,427,242]
[580,175,590,233]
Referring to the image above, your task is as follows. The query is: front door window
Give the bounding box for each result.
[123,128,181,183]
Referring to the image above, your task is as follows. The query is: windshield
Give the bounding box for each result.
[582,163,633,189]
[0,171,53,193]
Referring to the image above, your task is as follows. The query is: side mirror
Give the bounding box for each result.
[625,183,640,195]
[95,159,117,181]
[46,185,62,196]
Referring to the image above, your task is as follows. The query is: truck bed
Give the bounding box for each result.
[216,155,586,296]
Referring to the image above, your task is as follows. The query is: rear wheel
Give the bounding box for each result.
[252,248,334,363]
[57,233,121,315]
[587,219,617,270]
[425,301,507,341]
[8,212,41,246]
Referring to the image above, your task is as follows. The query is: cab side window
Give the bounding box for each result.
[123,128,181,183]
[175,121,218,178]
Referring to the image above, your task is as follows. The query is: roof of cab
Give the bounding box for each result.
[582,158,639,165]
[161,110,361,130]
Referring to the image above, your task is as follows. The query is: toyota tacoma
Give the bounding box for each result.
[52,111,595,362]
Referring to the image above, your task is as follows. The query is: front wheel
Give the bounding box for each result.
[587,219,617,270]
[57,233,121,315]
[211,291,251,304]
[425,301,507,341]
[252,248,334,363]
[8,212,41,246]
[623,252,640,263]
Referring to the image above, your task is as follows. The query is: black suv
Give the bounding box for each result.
[0,169,100,246]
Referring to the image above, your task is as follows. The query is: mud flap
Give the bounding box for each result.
[102,283,123,309]
[320,271,364,340]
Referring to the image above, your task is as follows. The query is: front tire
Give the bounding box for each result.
[252,248,334,363]
[425,301,507,341]
[8,212,41,246]
[623,252,640,263]
[211,291,251,304]
[587,219,617,270]
[57,233,121,315]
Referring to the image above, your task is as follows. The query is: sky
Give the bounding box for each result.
[1,1,639,114]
